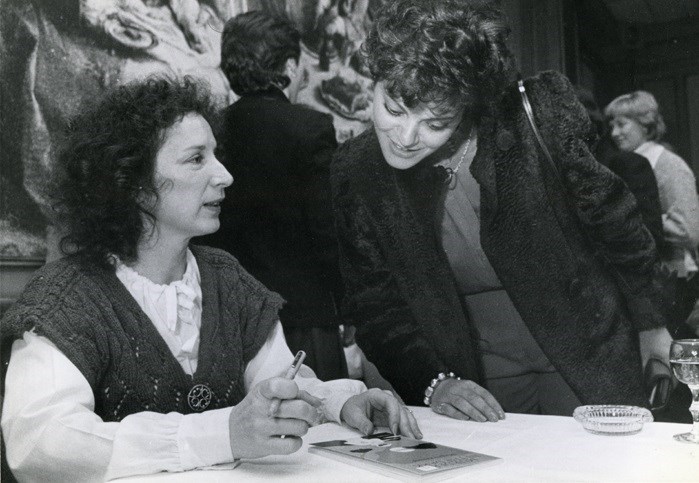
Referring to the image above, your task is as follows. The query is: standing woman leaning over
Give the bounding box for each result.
[331,0,672,421]
[605,91,699,336]
[1,78,419,482]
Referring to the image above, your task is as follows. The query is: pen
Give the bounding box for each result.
[269,350,306,417]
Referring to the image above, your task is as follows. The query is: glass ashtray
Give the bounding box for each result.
[573,405,653,436]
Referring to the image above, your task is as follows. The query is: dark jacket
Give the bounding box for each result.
[331,71,666,406]
[200,88,342,329]
[596,137,665,251]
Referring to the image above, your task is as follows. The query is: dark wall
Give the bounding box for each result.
[574,0,699,169]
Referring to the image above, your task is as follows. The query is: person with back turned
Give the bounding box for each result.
[199,11,347,380]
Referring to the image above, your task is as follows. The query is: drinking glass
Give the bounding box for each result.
[669,339,699,443]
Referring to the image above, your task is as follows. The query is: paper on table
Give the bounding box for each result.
[309,432,501,482]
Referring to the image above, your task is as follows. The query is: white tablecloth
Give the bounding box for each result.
[124,407,698,482]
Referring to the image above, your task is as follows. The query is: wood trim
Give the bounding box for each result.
[0,258,45,306]
[0,258,45,268]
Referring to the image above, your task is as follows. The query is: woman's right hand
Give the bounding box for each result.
[228,377,323,459]
[430,378,505,422]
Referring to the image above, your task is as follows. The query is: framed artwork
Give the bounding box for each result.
[0,0,243,261]
[283,0,382,142]
[0,0,379,262]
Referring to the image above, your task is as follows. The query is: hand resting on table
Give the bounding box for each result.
[341,388,423,439]
[430,378,506,423]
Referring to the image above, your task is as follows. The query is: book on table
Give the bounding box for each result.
[309,432,500,481]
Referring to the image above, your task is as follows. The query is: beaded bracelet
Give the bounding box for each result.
[423,371,461,406]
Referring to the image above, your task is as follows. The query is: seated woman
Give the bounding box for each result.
[331,0,672,421]
[1,78,419,481]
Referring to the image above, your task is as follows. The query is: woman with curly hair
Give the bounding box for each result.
[201,11,349,381]
[331,0,672,420]
[1,78,419,481]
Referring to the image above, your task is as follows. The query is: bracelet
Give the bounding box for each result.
[423,372,461,406]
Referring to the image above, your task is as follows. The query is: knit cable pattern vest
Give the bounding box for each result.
[1,245,283,422]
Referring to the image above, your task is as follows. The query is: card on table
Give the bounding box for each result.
[309,432,501,482]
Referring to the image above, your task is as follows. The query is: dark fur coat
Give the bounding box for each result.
[331,71,666,407]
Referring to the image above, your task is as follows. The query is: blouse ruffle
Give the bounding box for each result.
[115,249,203,375]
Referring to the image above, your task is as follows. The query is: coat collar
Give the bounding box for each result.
[404,115,502,224]
[467,85,524,223]
[469,117,498,208]
[241,86,290,103]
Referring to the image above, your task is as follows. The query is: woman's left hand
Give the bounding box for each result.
[638,326,673,369]
[340,388,422,439]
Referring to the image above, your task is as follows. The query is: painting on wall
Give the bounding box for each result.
[285,0,382,142]
[0,0,379,261]
[0,0,243,261]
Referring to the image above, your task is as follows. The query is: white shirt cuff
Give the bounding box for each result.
[178,407,234,469]
[302,379,367,424]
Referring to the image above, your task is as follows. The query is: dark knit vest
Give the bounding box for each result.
[1,245,283,422]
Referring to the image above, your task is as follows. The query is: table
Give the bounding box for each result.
[125,407,697,482]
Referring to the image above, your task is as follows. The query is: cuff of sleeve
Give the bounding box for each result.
[178,407,234,469]
[106,412,183,480]
[303,379,367,423]
[323,391,359,424]
[627,297,667,332]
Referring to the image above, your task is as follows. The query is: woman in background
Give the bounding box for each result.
[606,90,699,337]
[1,78,419,481]
[331,0,672,421]
[575,86,664,250]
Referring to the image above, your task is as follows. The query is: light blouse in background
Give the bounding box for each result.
[2,249,366,482]
[635,141,699,276]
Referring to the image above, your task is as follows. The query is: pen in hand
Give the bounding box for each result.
[269,350,307,417]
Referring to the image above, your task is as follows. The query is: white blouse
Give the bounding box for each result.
[635,141,699,275]
[115,250,203,375]
[2,250,366,482]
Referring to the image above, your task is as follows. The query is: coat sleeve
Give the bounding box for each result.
[528,71,667,332]
[330,150,450,405]
[606,151,665,251]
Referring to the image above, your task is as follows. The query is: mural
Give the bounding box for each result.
[0,0,380,260]
[293,0,380,142]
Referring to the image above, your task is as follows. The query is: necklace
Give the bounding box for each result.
[444,128,474,183]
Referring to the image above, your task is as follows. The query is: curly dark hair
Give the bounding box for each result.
[51,76,218,269]
[365,0,515,117]
[220,11,301,96]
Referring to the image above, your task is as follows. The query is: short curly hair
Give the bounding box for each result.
[365,0,514,117]
[603,90,667,141]
[220,11,300,96]
[51,76,218,269]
